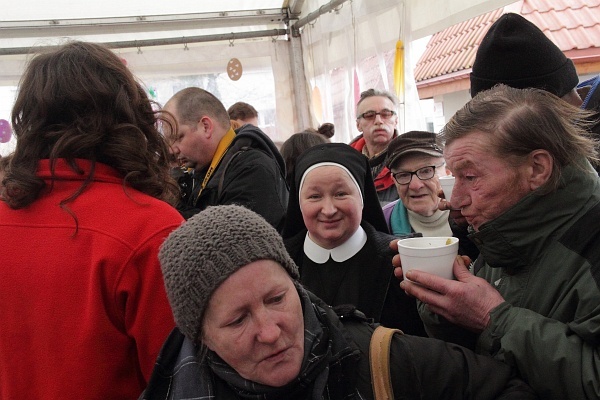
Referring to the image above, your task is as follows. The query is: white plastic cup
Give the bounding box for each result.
[397,236,459,280]
[439,175,455,202]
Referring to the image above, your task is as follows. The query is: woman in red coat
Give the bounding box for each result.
[0,41,184,399]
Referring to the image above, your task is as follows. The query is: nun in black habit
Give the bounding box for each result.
[282,143,426,336]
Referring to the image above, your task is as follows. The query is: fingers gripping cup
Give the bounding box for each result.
[397,237,459,280]
[439,176,455,202]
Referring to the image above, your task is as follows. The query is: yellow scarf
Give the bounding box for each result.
[197,127,236,200]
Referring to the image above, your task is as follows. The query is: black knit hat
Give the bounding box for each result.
[159,205,299,342]
[470,13,578,98]
[282,143,389,238]
[386,131,443,170]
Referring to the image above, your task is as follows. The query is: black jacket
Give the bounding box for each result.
[140,294,537,400]
[176,124,288,231]
[285,221,427,336]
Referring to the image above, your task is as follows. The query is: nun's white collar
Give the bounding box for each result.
[303,226,367,264]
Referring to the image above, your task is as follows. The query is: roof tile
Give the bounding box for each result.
[415,0,600,83]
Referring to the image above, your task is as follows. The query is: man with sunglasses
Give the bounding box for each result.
[350,88,400,206]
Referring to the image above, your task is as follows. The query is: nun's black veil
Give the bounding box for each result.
[282,143,389,239]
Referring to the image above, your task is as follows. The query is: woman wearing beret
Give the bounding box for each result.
[141,204,536,399]
[282,143,426,335]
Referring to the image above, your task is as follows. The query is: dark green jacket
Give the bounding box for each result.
[420,161,600,399]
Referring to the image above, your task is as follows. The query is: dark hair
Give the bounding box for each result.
[301,123,334,140]
[227,101,258,121]
[316,122,335,139]
[442,84,599,193]
[0,153,13,194]
[6,40,179,209]
[0,153,11,173]
[279,131,328,187]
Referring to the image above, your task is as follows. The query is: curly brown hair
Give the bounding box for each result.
[6,41,179,209]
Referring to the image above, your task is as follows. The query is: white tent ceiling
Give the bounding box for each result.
[0,0,514,152]
[1,0,289,53]
[0,0,513,56]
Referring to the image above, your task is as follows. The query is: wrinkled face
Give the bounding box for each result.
[356,96,398,155]
[163,103,212,170]
[202,260,305,387]
[391,154,446,217]
[299,166,363,249]
[444,131,532,231]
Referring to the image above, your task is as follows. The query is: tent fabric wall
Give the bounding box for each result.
[0,0,519,156]
[294,0,516,143]
[299,0,426,143]
[0,36,298,155]
[119,39,297,144]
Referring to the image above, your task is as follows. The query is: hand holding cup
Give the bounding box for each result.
[397,236,459,281]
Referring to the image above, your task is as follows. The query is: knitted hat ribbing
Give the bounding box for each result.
[158,205,299,342]
[470,13,578,98]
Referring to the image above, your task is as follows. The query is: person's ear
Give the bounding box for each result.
[198,116,214,139]
[356,118,362,133]
[527,149,553,190]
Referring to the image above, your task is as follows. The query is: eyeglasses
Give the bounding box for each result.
[357,109,396,121]
[391,165,442,185]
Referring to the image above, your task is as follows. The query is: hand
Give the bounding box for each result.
[398,256,504,333]
[390,238,421,281]
[438,189,468,227]
[391,238,471,281]
[390,239,403,279]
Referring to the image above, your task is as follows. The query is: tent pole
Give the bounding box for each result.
[0,29,288,56]
[289,32,312,133]
[292,0,349,30]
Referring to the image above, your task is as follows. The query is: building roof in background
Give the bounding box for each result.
[415,0,600,96]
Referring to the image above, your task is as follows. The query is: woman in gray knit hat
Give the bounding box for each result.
[141,204,535,399]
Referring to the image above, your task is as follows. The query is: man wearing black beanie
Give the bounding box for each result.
[470,13,580,102]
[470,12,600,173]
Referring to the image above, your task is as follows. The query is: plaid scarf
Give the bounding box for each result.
[205,286,364,399]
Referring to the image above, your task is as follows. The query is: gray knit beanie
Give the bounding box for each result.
[158,204,299,342]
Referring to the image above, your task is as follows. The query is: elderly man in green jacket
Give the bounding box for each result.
[394,84,600,399]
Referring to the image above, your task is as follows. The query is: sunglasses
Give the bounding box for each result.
[357,109,396,121]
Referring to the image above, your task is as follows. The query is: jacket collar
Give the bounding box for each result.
[303,226,367,263]
[471,161,600,271]
[36,159,123,184]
